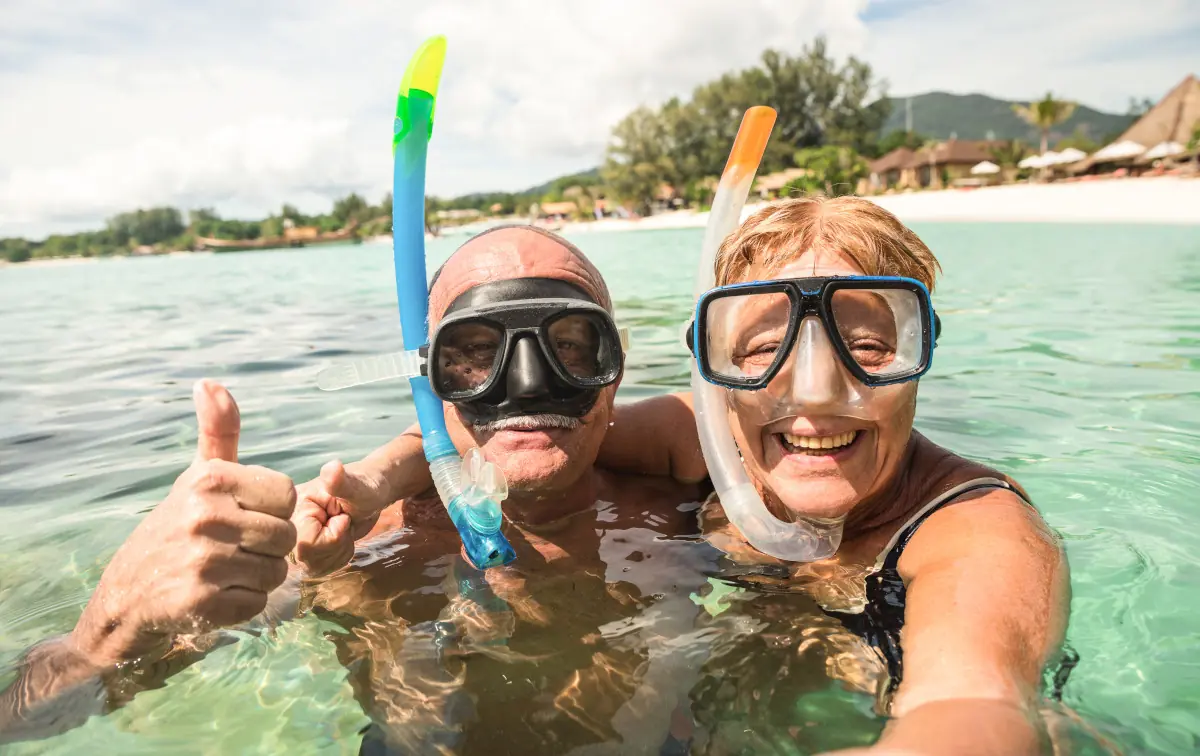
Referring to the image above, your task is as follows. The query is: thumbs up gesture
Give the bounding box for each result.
[70,380,297,667]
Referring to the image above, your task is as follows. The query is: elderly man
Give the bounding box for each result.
[1,226,712,755]
[290,225,712,754]
[290,224,706,575]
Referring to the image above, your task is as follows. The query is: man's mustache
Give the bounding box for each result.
[474,414,582,432]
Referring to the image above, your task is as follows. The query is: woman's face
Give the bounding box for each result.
[726,249,919,521]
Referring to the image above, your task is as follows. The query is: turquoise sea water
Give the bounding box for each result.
[1,223,1199,754]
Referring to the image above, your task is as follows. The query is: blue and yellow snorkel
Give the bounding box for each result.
[319,36,515,570]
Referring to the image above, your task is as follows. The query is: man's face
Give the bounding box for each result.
[430,228,619,495]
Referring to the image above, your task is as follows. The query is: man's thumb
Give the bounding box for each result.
[193,379,241,463]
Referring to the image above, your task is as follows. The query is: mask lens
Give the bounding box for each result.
[830,287,924,378]
[435,320,504,396]
[545,311,616,381]
[704,290,792,381]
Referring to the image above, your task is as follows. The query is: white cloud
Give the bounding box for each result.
[862,0,1200,106]
[0,116,365,227]
[1,0,1196,238]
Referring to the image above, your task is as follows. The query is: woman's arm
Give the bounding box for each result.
[868,489,1070,755]
[596,392,707,483]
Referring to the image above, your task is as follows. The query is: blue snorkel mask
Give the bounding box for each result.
[317,36,515,570]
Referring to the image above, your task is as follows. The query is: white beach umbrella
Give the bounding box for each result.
[970,160,1001,175]
[1092,140,1146,161]
[1018,154,1045,169]
[1142,141,1186,160]
[1053,147,1088,164]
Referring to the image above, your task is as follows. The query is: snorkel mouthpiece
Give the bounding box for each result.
[690,107,845,562]
[318,36,514,570]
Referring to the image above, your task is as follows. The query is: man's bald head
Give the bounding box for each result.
[429,225,612,323]
[430,225,619,500]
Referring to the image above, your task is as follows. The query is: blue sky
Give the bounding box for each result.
[1,0,1197,239]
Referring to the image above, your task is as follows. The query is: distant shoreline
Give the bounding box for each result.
[5,176,1196,268]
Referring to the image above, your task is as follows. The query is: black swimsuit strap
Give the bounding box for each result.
[824,477,1034,705]
[879,477,1032,573]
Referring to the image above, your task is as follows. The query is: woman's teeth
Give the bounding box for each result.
[780,431,858,454]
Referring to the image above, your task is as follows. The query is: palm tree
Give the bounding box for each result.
[1189,123,1200,174]
[919,138,941,189]
[1012,93,1078,154]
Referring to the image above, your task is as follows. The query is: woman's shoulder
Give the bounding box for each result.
[899,434,1061,577]
[909,432,1033,506]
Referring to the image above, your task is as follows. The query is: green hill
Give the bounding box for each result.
[882,92,1134,144]
[518,167,601,197]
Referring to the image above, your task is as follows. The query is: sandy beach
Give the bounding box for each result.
[545,175,1200,235]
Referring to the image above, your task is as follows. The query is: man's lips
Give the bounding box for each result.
[481,425,570,449]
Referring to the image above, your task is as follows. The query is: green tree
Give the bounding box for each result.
[601,105,677,215]
[756,38,891,154]
[189,208,221,237]
[1,238,32,263]
[260,216,283,239]
[280,204,305,225]
[606,35,890,203]
[872,129,928,157]
[1126,97,1155,118]
[1054,127,1099,155]
[688,68,793,176]
[107,207,184,247]
[1012,93,1078,154]
[1189,122,1200,171]
[331,193,369,226]
[988,139,1032,169]
[786,145,869,197]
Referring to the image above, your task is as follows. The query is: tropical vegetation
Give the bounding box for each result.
[601,37,891,214]
[1012,93,1078,154]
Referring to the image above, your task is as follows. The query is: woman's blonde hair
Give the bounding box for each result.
[714,196,942,292]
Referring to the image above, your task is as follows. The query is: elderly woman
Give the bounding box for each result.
[600,195,1072,755]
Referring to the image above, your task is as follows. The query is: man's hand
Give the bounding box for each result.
[69,380,297,667]
[291,459,391,577]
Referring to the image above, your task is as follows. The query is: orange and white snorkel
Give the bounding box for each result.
[689,107,845,562]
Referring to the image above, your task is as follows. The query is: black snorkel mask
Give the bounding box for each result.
[428,278,625,426]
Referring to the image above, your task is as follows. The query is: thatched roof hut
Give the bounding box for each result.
[1115,74,1200,148]
[1076,74,1200,171]
[903,140,1006,170]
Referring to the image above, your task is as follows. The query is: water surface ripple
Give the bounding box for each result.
[1,223,1198,754]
